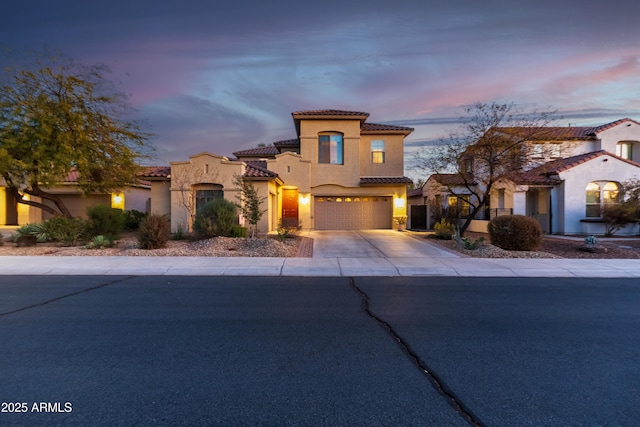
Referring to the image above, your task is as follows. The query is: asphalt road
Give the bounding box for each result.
[0,276,639,426]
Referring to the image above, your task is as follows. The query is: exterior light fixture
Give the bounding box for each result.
[299,194,310,205]
[394,197,405,208]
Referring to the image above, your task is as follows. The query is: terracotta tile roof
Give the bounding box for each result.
[244,162,279,179]
[273,138,300,148]
[429,173,477,186]
[592,118,640,133]
[508,150,640,185]
[361,122,414,134]
[63,169,80,182]
[359,176,413,185]
[292,109,370,119]
[495,126,598,141]
[141,166,171,178]
[232,145,280,157]
[407,188,423,198]
[494,118,640,141]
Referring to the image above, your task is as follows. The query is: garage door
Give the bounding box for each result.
[314,196,392,230]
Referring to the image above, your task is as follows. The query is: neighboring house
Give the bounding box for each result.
[143,109,414,232]
[411,118,640,235]
[0,171,150,226]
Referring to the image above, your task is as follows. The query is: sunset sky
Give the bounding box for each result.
[2,0,639,180]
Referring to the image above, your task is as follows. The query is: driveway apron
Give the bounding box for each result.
[310,230,460,258]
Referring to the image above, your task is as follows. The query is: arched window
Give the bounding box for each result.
[585,181,620,217]
[318,132,343,164]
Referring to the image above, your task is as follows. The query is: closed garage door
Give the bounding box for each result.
[314,196,392,230]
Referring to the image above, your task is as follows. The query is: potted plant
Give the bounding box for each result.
[393,216,407,232]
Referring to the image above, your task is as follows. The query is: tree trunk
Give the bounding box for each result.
[8,183,73,218]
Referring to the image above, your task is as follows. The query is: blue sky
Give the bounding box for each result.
[2,0,639,180]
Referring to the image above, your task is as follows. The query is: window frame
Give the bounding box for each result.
[585,181,620,218]
[318,132,344,165]
[616,142,633,160]
[194,185,224,214]
[371,140,385,164]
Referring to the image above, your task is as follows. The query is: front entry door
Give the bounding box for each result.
[282,188,299,228]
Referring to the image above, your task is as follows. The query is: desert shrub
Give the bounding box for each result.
[461,236,485,250]
[231,226,247,238]
[171,223,186,240]
[87,235,113,249]
[602,203,639,237]
[433,218,455,240]
[124,209,148,230]
[86,205,125,240]
[193,199,238,237]
[137,214,170,249]
[488,215,542,251]
[13,223,47,242]
[46,216,87,246]
[276,221,300,242]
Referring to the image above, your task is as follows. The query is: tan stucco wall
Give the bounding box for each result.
[42,193,111,220]
[169,153,245,232]
[150,181,171,217]
[359,134,405,177]
[267,152,311,192]
[299,118,362,188]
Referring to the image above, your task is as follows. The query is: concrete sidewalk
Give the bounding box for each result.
[1,229,640,277]
[1,255,640,277]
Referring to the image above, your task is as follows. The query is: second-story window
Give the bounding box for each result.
[371,140,385,163]
[616,142,633,160]
[318,133,343,164]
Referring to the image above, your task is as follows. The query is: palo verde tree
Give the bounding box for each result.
[415,102,557,237]
[0,52,153,217]
[233,174,267,238]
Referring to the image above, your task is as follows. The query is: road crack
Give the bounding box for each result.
[0,276,135,317]
[349,277,484,427]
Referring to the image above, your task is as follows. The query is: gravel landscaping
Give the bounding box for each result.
[0,233,309,257]
[425,232,640,259]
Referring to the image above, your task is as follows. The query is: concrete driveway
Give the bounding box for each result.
[309,230,460,258]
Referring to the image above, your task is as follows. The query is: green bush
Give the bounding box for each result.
[488,215,542,251]
[433,218,455,240]
[13,223,46,242]
[46,216,87,246]
[193,199,238,237]
[137,214,170,249]
[86,205,125,240]
[87,235,113,249]
[231,226,247,238]
[124,209,148,230]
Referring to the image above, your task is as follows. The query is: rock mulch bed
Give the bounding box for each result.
[0,234,309,257]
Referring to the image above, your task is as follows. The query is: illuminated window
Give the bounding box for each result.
[447,195,471,218]
[318,133,343,164]
[586,181,620,217]
[371,140,385,163]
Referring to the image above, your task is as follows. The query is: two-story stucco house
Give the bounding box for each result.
[143,109,414,233]
[410,118,640,235]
